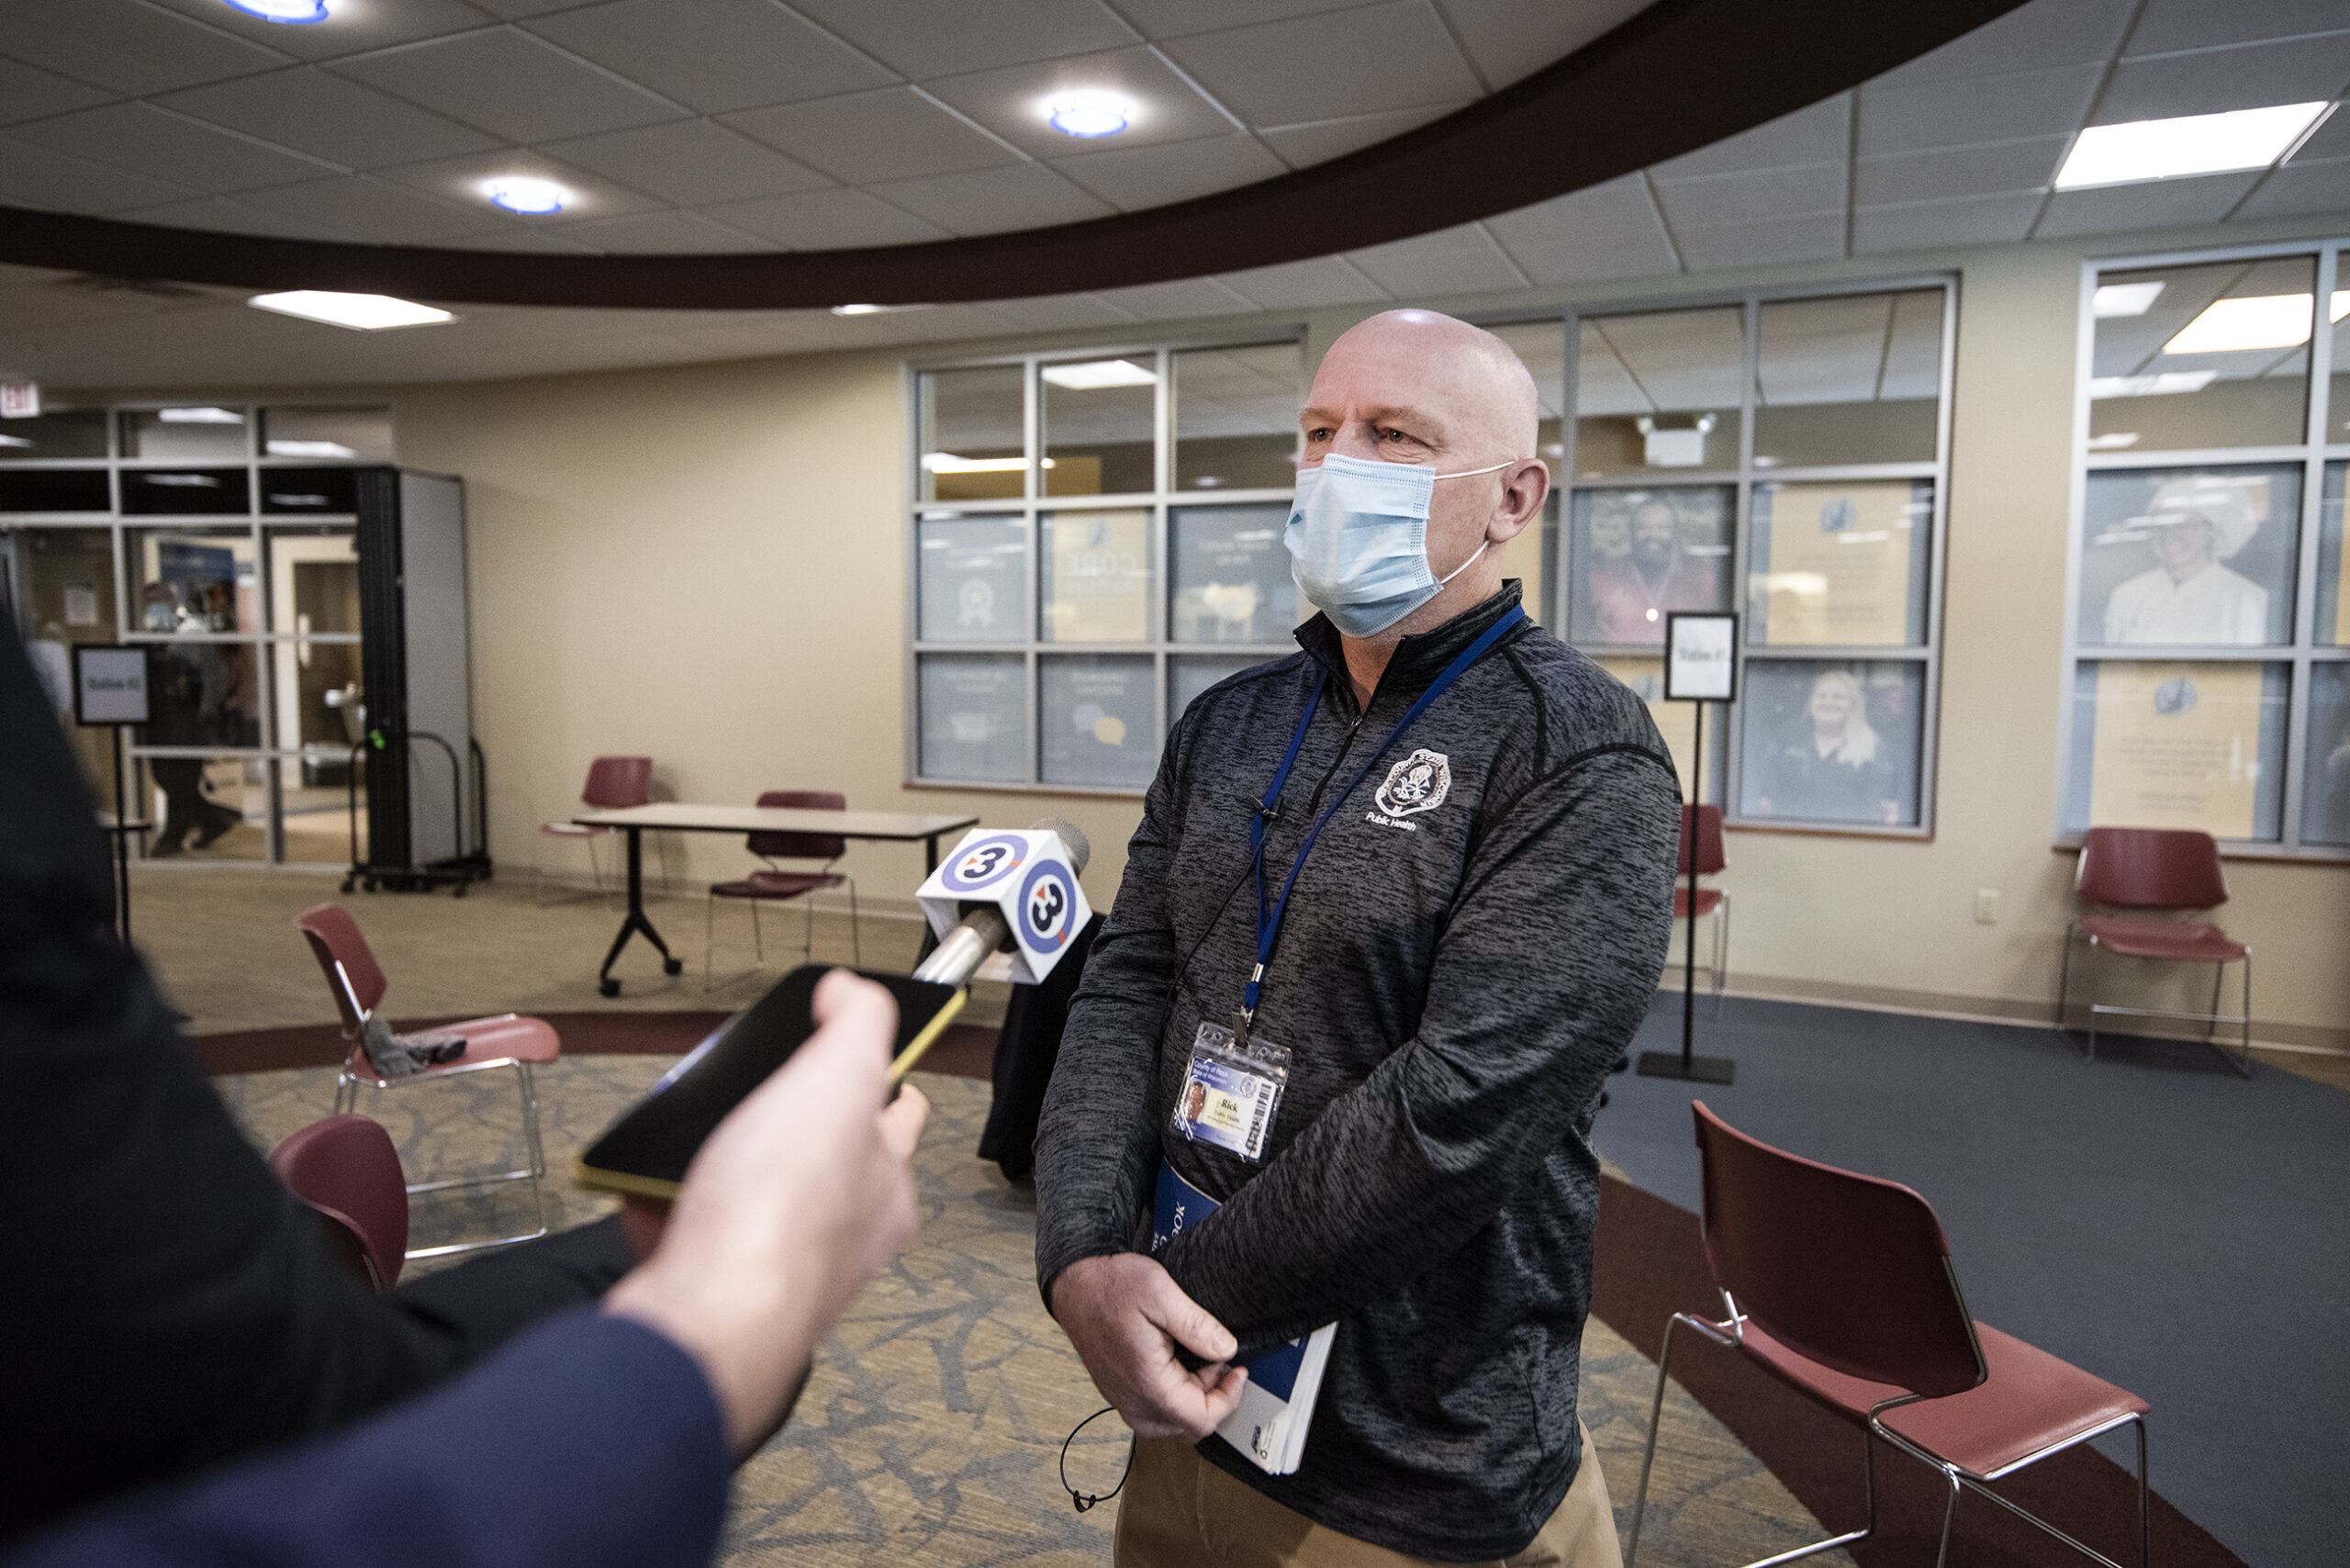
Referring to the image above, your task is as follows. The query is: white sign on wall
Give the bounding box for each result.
[0,380,38,420]
[1663,612,1739,703]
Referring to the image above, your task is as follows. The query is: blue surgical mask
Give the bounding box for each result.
[1285,452,1511,636]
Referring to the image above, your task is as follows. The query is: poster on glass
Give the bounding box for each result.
[1747,480,1929,646]
[1570,487,1731,644]
[2079,467,2298,646]
[1737,660,1922,827]
[1042,655,1155,789]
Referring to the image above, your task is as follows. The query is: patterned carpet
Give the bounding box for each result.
[212,1054,1846,1568]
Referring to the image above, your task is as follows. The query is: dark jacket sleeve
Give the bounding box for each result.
[1031,709,1197,1308]
[0,631,448,1546]
[3,1313,729,1568]
[1157,747,1681,1346]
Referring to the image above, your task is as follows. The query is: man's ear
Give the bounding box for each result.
[1488,459,1550,543]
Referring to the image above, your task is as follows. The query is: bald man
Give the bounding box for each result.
[1035,311,1682,1567]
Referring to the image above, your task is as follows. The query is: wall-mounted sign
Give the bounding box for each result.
[72,644,151,726]
[0,380,38,420]
[1663,611,1739,703]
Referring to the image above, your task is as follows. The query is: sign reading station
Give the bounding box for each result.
[1663,611,1739,703]
[72,644,151,726]
[915,827,1093,986]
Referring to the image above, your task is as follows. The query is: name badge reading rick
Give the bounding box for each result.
[1172,1022,1291,1163]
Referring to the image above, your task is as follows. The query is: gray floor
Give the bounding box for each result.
[1593,995,2349,1568]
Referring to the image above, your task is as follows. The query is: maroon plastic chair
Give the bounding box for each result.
[704,790,860,988]
[1626,1102,2149,1568]
[2058,827,2250,1076]
[1675,804,1729,1015]
[269,1114,409,1290]
[538,755,653,901]
[294,903,557,1254]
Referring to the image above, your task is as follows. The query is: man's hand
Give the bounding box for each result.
[1050,1253,1248,1439]
[605,969,930,1453]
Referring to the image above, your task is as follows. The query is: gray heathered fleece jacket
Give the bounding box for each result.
[1033,582,1682,1561]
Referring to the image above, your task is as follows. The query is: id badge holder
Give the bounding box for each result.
[1170,1018,1292,1164]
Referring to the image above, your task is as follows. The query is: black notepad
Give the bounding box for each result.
[575,965,966,1201]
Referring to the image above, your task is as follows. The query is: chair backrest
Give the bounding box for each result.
[268,1114,408,1289]
[294,903,386,1032]
[1692,1100,1984,1400]
[748,789,846,861]
[1679,803,1725,877]
[582,755,653,811]
[2076,826,2227,911]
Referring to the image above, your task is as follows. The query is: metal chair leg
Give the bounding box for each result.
[516,1059,547,1233]
[1711,893,1729,1019]
[2056,922,2076,1029]
[2084,937,2100,1064]
[847,878,861,967]
[702,892,718,991]
[2233,950,2254,1078]
[1934,1467,1963,1568]
[2135,1416,2149,1568]
[1624,1315,1680,1568]
[803,892,815,965]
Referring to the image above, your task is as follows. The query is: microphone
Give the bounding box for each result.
[911,816,1091,989]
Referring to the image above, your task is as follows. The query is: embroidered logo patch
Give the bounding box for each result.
[1373,748,1451,819]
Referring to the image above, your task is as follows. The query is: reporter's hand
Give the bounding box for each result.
[1049,1253,1247,1439]
[605,969,930,1452]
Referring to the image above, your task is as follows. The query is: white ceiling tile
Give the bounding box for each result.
[1342,223,1526,297]
[1651,96,1850,180]
[2293,106,2350,162]
[328,28,687,143]
[7,104,336,194]
[2232,155,2350,220]
[234,174,511,244]
[0,0,288,95]
[699,185,952,247]
[541,120,832,206]
[155,66,503,170]
[787,0,1138,79]
[1854,137,2065,205]
[1212,254,1388,308]
[371,148,673,226]
[521,0,896,116]
[140,0,507,63]
[1850,190,2044,254]
[1870,0,2135,87]
[2031,171,2263,238]
[110,193,344,241]
[1108,0,1351,40]
[1653,162,1846,232]
[1050,133,1288,209]
[1159,2,1482,127]
[2094,36,2350,124]
[867,161,1113,235]
[1483,174,1679,286]
[0,56,117,126]
[0,135,196,212]
[1091,275,1259,319]
[971,292,1137,329]
[1673,212,1846,271]
[2127,0,2350,57]
[1433,0,1652,89]
[721,87,1022,185]
[923,46,1236,160]
[1857,63,2102,156]
[554,209,776,252]
[1256,102,1465,168]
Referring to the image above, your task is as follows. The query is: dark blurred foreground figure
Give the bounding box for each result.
[0,628,926,1562]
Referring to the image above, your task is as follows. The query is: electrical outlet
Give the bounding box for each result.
[1974,889,2000,925]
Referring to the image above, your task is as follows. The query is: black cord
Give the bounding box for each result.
[1059,1406,1134,1513]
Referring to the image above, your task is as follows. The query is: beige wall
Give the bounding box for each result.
[378,217,2348,1046]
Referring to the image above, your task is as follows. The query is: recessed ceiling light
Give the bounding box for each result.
[486,177,567,215]
[2162,291,2350,355]
[157,406,243,424]
[2087,432,2141,450]
[2089,372,2218,398]
[1041,359,1157,390]
[2093,282,2165,318]
[834,303,886,316]
[1045,90,1135,139]
[2054,102,2333,189]
[267,440,356,458]
[223,0,329,20]
[249,291,456,330]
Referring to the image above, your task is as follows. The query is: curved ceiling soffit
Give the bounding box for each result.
[0,0,2030,310]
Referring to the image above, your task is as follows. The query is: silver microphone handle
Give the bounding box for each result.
[911,908,1010,988]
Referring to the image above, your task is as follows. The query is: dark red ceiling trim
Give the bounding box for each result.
[0,0,2028,309]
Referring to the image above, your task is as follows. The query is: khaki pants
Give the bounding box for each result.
[1113,1421,1622,1568]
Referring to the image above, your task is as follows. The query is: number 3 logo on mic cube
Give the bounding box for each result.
[917,828,1092,984]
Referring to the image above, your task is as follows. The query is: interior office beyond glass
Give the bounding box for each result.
[2063,239,2350,859]
[0,403,392,865]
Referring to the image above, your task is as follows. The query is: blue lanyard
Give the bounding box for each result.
[1241,605,1526,1024]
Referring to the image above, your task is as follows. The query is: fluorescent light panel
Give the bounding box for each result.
[2093,282,2164,318]
[1041,359,1156,389]
[158,406,242,423]
[249,291,455,330]
[2090,372,2217,398]
[2162,291,2350,355]
[923,454,1057,473]
[267,439,356,457]
[2055,103,2332,189]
